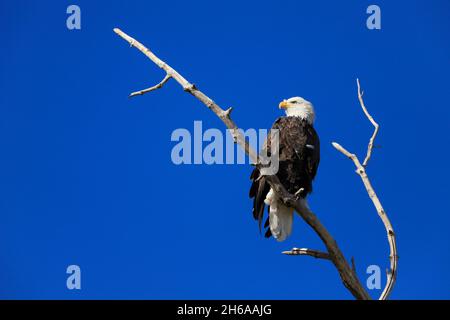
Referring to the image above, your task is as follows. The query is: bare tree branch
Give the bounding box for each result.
[332,79,398,300]
[357,79,380,167]
[113,28,259,163]
[282,248,330,260]
[129,74,172,97]
[113,28,371,300]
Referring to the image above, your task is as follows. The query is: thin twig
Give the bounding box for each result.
[356,79,380,167]
[129,74,172,97]
[282,248,330,260]
[332,79,398,300]
[114,28,371,300]
[351,257,357,274]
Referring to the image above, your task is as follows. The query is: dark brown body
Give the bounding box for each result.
[249,116,320,237]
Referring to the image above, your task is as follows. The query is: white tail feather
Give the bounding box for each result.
[264,188,294,241]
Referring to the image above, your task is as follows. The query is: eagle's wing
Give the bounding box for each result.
[278,119,320,194]
[249,117,283,235]
[305,125,320,183]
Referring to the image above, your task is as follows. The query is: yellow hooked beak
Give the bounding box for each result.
[279,100,289,109]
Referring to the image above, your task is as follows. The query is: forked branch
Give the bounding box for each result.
[113,28,372,300]
[357,80,380,167]
[332,79,398,300]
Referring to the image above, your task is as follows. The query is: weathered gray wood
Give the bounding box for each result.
[113,28,375,300]
[332,80,398,300]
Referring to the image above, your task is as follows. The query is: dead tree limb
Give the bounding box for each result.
[282,248,330,260]
[332,79,398,300]
[113,28,371,300]
[129,74,172,97]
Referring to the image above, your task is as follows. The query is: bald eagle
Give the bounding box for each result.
[249,97,320,241]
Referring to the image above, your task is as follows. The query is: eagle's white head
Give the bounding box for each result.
[279,97,315,124]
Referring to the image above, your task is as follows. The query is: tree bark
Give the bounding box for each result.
[113,28,396,300]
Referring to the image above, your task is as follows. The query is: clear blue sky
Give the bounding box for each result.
[1,0,449,299]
